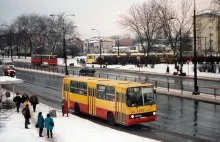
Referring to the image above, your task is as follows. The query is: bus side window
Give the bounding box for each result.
[106,86,115,102]
[79,82,87,96]
[70,81,78,94]
[97,85,105,99]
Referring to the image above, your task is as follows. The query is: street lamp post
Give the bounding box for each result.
[91,29,102,68]
[193,0,199,95]
[50,14,75,75]
[1,24,13,60]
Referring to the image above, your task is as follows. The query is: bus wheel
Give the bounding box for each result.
[74,103,80,115]
[107,112,115,125]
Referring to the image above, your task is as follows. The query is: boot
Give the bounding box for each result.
[47,131,50,138]
[50,132,53,138]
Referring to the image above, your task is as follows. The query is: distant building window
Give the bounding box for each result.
[210,33,213,36]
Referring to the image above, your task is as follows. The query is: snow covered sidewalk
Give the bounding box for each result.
[0,102,159,142]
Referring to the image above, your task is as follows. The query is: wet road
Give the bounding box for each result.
[14,62,220,96]
[3,80,220,141]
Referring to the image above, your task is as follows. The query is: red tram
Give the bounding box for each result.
[31,54,57,65]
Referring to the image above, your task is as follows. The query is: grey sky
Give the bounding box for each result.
[0,0,211,40]
[0,0,148,39]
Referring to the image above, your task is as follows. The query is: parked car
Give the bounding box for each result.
[79,66,96,75]
[41,62,49,67]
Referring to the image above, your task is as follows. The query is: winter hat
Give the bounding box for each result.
[47,114,50,117]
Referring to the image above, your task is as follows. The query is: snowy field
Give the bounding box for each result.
[0,93,159,142]
[6,56,220,79]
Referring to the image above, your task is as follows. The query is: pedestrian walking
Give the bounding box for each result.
[22,104,31,129]
[13,93,22,112]
[166,65,170,74]
[29,93,39,112]
[23,98,30,108]
[45,114,54,138]
[37,112,44,137]
[22,93,29,103]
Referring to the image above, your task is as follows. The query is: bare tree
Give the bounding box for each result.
[118,0,162,58]
[157,0,192,64]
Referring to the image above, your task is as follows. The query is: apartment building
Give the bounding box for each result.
[196,12,220,54]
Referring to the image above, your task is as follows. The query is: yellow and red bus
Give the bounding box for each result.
[31,54,57,65]
[62,76,156,126]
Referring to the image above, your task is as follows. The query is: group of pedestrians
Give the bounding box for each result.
[13,92,54,138]
[37,112,54,138]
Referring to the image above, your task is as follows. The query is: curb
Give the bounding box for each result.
[157,88,220,104]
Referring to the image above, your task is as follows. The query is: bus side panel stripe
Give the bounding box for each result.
[79,103,89,114]
[96,107,115,120]
[70,101,89,114]
[125,115,156,126]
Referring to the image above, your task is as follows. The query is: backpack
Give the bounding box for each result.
[49,120,54,127]
[22,108,26,116]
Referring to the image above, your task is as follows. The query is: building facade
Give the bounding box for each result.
[196,12,220,54]
[83,37,115,54]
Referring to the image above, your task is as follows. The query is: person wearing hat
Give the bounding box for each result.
[13,93,22,112]
[22,93,29,103]
[37,112,44,137]
[44,114,54,138]
[23,104,31,129]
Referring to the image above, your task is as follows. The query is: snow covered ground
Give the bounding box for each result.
[0,93,159,142]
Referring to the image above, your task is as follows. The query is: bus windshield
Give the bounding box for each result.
[126,87,155,107]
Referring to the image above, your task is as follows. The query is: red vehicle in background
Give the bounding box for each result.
[31,54,57,66]
[2,64,16,77]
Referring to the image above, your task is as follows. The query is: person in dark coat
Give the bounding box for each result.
[13,93,22,112]
[166,65,170,74]
[37,112,44,137]
[22,93,29,103]
[29,93,39,112]
[45,114,54,138]
[23,104,31,129]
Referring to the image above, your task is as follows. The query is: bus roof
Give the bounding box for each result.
[64,76,153,88]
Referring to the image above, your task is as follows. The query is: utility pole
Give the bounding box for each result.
[50,14,75,75]
[92,29,102,68]
[205,37,207,58]
[118,36,120,56]
[193,0,199,95]
[209,33,212,56]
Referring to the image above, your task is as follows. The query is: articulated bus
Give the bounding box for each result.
[31,54,57,65]
[62,76,156,126]
[130,52,175,63]
[86,53,127,64]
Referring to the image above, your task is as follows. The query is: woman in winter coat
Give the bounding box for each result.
[37,112,44,137]
[44,114,54,138]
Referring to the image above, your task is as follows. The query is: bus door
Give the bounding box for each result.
[88,87,96,115]
[115,92,126,124]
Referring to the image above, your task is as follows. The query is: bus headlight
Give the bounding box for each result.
[153,112,156,115]
[131,115,134,118]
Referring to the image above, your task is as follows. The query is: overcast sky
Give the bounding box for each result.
[0,0,211,40]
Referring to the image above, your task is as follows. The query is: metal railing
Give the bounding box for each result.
[16,64,220,99]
